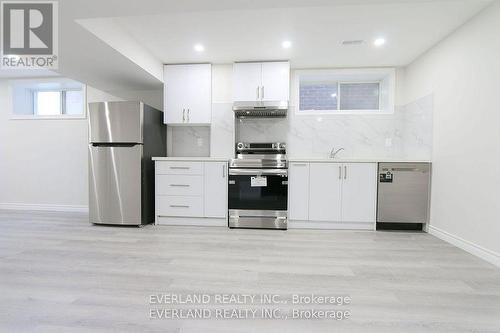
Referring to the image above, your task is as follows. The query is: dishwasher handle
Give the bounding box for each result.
[381,167,427,172]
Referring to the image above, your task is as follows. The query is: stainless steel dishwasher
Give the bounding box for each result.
[377,162,431,230]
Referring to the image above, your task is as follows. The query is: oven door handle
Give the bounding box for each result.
[229,169,288,176]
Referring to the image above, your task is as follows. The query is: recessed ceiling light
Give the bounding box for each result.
[373,38,386,47]
[282,40,292,49]
[194,44,204,52]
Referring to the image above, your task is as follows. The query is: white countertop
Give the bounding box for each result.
[289,158,431,163]
[152,156,430,163]
[152,157,229,162]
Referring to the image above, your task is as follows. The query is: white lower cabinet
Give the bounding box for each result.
[156,175,204,196]
[288,163,310,220]
[341,163,377,223]
[203,162,227,218]
[289,162,377,228]
[155,160,227,226]
[157,196,204,217]
[309,163,342,222]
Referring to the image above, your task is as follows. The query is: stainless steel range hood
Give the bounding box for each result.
[233,101,288,118]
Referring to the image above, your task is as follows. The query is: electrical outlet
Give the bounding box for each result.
[197,138,203,147]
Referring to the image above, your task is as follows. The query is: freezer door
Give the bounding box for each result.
[89,145,142,225]
[88,101,143,143]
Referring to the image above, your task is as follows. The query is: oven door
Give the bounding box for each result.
[228,168,288,211]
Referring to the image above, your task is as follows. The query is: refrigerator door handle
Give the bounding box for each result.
[90,143,138,147]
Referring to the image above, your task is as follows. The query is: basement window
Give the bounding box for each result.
[34,90,84,116]
[9,78,86,119]
[296,68,395,114]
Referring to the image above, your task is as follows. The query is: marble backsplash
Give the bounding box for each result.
[167,94,433,160]
[166,126,211,157]
[238,94,433,159]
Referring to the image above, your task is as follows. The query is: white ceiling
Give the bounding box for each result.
[0,0,492,92]
[107,0,491,68]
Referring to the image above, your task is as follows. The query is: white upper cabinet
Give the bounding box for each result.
[261,62,290,102]
[164,64,212,125]
[233,62,262,102]
[341,163,377,223]
[309,163,342,222]
[204,162,228,218]
[233,61,290,102]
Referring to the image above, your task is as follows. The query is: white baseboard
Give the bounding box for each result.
[429,225,500,267]
[156,216,227,227]
[289,220,375,230]
[0,203,88,213]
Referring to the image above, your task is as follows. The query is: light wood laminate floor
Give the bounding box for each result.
[1,210,499,333]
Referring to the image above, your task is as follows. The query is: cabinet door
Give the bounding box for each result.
[341,163,377,223]
[186,64,212,124]
[164,65,186,124]
[288,163,310,220]
[308,163,342,222]
[233,62,262,102]
[204,162,228,218]
[261,62,290,102]
[164,64,211,124]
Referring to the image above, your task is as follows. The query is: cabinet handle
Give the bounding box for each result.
[292,163,307,166]
[169,184,190,187]
[182,109,185,122]
[344,166,347,180]
[256,86,260,100]
[339,166,342,179]
[222,164,226,178]
[261,86,264,100]
[187,109,190,122]
[170,205,190,208]
[170,166,190,170]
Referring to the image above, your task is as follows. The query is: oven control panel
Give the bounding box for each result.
[235,142,286,153]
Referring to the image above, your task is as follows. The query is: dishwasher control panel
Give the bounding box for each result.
[379,171,393,183]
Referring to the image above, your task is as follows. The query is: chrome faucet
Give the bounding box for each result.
[329,147,345,159]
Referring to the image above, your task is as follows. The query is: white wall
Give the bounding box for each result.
[0,80,88,211]
[0,81,162,211]
[402,1,500,261]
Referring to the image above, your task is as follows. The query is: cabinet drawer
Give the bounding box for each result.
[157,196,203,217]
[157,175,203,196]
[156,161,203,175]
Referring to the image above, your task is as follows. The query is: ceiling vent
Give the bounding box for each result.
[342,40,365,46]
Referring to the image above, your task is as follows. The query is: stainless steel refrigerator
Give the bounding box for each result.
[88,101,165,225]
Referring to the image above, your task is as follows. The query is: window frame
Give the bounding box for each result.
[294,68,395,116]
[10,84,87,120]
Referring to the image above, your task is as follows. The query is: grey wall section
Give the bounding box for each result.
[402,2,500,259]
